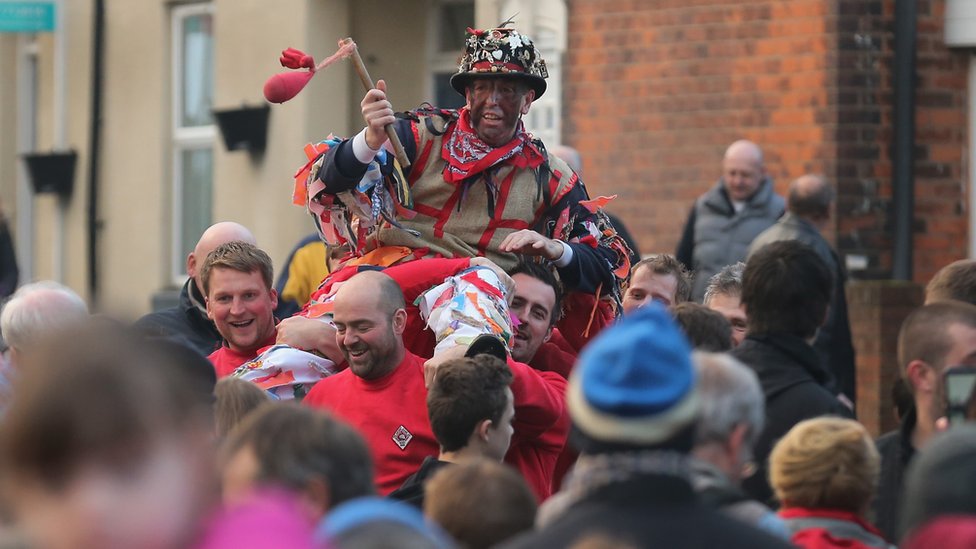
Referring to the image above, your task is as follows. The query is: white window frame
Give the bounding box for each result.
[170,2,216,285]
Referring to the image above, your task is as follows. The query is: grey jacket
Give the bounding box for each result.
[676,178,784,301]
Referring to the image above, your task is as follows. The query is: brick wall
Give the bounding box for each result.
[564,0,970,283]
[563,0,970,432]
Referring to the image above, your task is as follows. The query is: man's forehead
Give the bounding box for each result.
[513,274,556,306]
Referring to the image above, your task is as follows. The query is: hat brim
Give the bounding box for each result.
[450,72,547,100]
[464,334,509,362]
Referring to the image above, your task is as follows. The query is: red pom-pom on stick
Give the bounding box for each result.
[263,71,316,104]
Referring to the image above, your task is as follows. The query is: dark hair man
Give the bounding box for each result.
[873,301,976,540]
[203,241,279,378]
[730,240,853,505]
[749,174,857,407]
[389,354,514,508]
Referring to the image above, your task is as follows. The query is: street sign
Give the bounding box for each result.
[0,1,55,33]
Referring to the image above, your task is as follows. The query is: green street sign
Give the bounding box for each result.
[0,2,56,33]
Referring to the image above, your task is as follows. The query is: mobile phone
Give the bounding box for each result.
[943,366,976,425]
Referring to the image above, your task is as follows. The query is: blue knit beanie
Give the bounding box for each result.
[568,303,698,446]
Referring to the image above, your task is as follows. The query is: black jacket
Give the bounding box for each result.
[387,456,451,509]
[732,333,854,505]
[872,408,916,542]
[134,279,222,356]
[504,473,792,549]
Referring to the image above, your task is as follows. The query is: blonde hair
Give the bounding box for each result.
[769,417,879,513]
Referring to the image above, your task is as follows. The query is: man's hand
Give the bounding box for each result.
[499,230,564,261]
[423,344,468,389]
[361,79,396,151]
[469,257,516,304]
[276,316,343,364]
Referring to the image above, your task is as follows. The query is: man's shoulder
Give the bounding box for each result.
[303,369,353,406]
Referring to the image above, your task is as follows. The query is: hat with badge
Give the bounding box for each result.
[450,23,549,99]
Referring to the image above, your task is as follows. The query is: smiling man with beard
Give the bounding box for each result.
[302,270,439,495]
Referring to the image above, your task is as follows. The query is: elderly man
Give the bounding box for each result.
[749,175,856,406]
[311,25,627,301]
[512,306,791,548]
[1,281,88,367]
[690,351,787,538]
[136,222,256,355]
[676,140,784,301]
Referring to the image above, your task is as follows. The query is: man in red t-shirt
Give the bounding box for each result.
[303,270,438,495]
[203,241,279,378]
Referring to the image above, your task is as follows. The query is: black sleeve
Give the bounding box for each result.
[318,118,417,194]
[546,183,624,295]
[0,220,18,298]
[675,205,697,270]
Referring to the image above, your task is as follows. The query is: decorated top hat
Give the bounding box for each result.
[450,25,548,99]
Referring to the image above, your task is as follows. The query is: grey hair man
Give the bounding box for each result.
[690,351,788,539]
[1,281,88,365]
[702,262,747,346]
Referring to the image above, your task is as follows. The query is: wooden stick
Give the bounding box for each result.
[340,38,411,168]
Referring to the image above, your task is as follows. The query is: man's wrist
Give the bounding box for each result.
[554,241,574,267]
[352,129,380,164]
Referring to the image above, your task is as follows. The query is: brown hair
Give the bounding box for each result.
[219,403,374,507]
[201,241,274,295]
[629,254,691,304]
[926,259,976,306]
[427,355,513,452]
[0,319,215,491]
[424,459,536,549]
[769,417,879,513]
[673,302,733,352]
[214,377,270,439]
[897,301,976,386]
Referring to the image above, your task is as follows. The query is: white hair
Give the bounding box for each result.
[1,281,88,352]
[692,351,764,447]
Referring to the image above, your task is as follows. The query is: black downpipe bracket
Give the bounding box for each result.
[892,0,917,281]
[87,0,104,303]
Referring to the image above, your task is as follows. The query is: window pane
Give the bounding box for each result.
[434,72,466,109]
[437,2,474,53]
[179,148,213,263]
[181,13,213,127]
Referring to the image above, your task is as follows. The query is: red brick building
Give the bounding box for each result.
[563,0,971,433]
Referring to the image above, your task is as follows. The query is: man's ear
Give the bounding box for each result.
[186,253,197,278]
[475,418,493,442]
[269,288,278,311]
[543,325,553,343]
[392,308,408,335]
[301,477,332,519]
[520,90,535,115]
[907,360,935,394]
[205,296,214,320]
